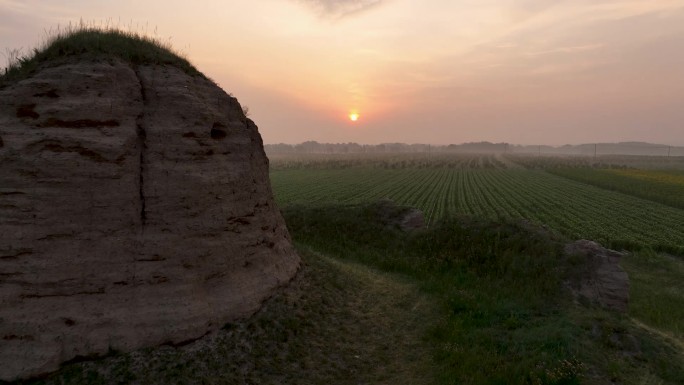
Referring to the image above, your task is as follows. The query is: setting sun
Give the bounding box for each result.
[349,112,359,122]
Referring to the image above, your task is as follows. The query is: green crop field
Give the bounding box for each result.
[547,168,684,210]
[270,154,684,253]
[268,153,684,384]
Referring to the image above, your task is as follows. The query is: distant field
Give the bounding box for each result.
[269,154,684,253]
[549,168,684,210]
[509,154,684,170]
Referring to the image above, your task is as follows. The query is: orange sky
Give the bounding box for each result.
[2,0,684,145]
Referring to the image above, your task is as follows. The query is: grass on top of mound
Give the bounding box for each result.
[1,24,201,87]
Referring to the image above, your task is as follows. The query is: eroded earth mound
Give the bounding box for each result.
[0,58,299,380]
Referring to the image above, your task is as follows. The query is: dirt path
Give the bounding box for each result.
[30,248,438,385]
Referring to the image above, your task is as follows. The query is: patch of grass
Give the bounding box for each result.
[285,202,564,299]
[1,22,201,88]
[622,250,684,344]
[283,202,684,385]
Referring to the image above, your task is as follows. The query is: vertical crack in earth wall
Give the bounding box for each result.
[133,67,147,227]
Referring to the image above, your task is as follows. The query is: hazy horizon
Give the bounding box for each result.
[263,139,682,147]
[2,0,684,146]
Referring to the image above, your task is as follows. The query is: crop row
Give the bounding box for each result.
[270,167,684,252]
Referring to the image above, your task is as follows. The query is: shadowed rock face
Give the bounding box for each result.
[0,59,300,381]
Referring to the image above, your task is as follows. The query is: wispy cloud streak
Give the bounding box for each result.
[297,0,385,18]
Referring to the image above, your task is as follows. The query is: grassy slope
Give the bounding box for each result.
[282,203,684,385]
[622,251,684,345]
[24,248,437,385]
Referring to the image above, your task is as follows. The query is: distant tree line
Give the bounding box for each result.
[265,141,509,154]
[265,141,684,157]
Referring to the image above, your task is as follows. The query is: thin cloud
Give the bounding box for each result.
[526,43,605,56]
[297,0,385,18]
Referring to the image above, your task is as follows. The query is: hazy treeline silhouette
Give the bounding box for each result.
[265,141,683,156]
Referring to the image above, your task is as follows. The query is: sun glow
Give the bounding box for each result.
[349,112,359,122]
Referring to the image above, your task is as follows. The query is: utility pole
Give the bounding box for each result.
[594,144,597,160]
[668,146,671,158]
